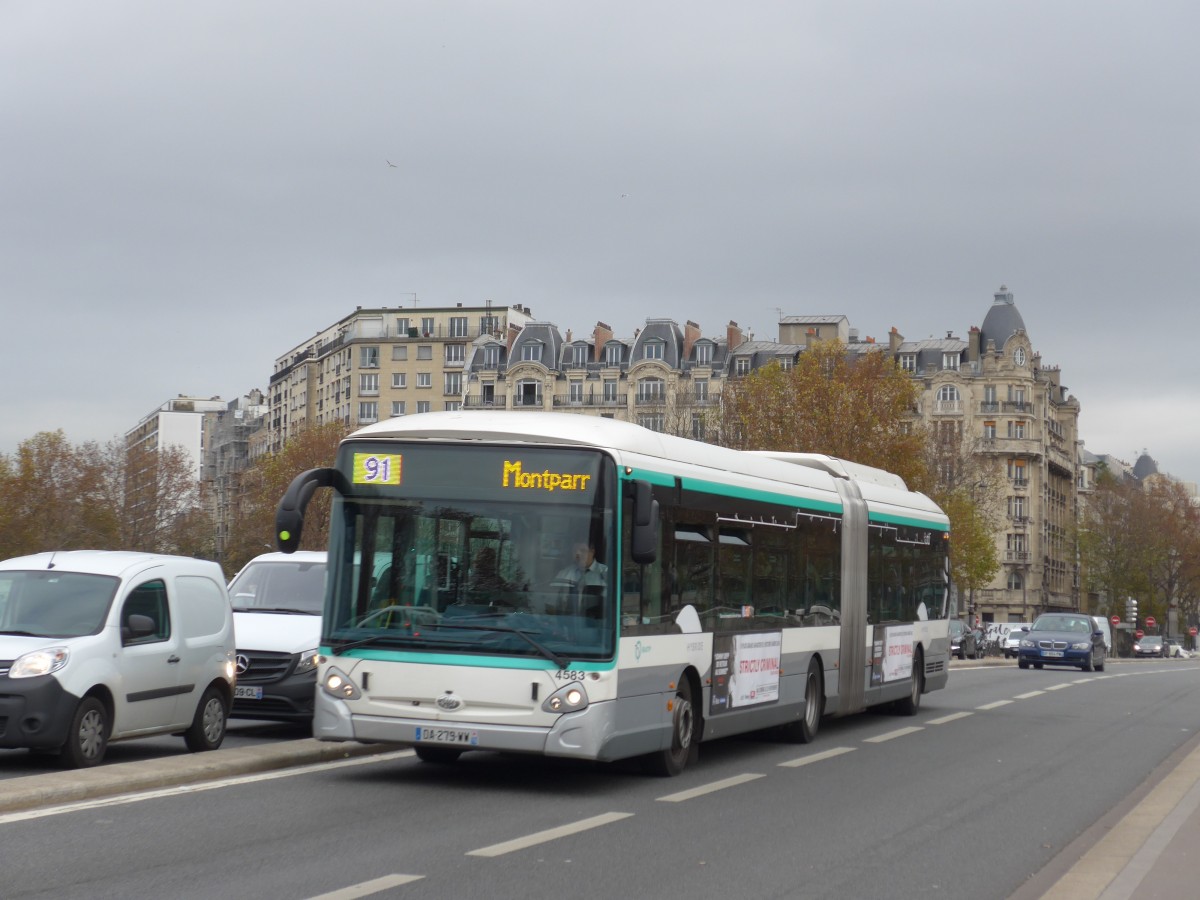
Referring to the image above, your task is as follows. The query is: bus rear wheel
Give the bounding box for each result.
[642,677,697,777]
[780,658,823,743]
[894,649,924,716]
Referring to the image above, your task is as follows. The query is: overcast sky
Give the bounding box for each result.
[3,2,1197,483]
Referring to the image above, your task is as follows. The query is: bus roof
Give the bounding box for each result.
[348,412,946,525]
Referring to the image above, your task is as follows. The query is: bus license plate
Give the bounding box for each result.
[1043,651,1064,658]
[415,727,479,745]
[234,685,263,700]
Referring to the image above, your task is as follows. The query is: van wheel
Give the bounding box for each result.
[184,686,228,752]
[641,677,698,776]
[61,697,109,769]
[780,658,824,743]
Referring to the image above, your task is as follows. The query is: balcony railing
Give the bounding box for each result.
[463,396,508,409]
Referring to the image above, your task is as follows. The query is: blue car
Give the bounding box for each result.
[1018,613,1106,672]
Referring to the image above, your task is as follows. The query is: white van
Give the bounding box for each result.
[0,551,235,768]
[1091,616,1113,656]
[227,551,326,723]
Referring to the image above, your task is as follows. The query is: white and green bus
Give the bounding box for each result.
[276,412,950,776]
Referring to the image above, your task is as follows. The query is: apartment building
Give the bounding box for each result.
[266,302,535,452]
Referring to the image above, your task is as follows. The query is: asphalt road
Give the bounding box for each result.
[3,658,1200,900]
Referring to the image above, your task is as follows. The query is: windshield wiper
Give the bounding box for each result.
[330,633,422,654]
[234,607,318,615]
[434,622,569,668]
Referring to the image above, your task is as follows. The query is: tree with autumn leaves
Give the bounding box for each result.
[716,339,1002,610]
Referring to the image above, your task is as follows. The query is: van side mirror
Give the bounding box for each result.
[628,479,659,565]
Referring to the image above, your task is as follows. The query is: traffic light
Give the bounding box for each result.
[1126,597,1138,624]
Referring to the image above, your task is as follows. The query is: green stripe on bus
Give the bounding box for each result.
[622,469,842,514]
[869,512,950,530]
[320,646,616,670]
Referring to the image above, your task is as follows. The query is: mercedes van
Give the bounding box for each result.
[0,551,235,768]
[227,551,326,723]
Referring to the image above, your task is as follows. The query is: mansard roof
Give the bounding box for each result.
[980,285,1028,351]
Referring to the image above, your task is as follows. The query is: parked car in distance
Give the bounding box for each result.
[1003,628,1027,658]
[227,551,327,723]
[1132,634,1166,658]
[949,619,981,660]
[1164,639,1189,658]
[1018,612,1106,672]
[0,551,236,767]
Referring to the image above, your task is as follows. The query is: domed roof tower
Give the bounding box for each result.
[979,285,1027,351]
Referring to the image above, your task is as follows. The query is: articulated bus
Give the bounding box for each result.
[276,411,950,776]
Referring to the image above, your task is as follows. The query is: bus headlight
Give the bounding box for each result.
[9,647,69,678]
[542,683,588,714]
[321,667,362,701]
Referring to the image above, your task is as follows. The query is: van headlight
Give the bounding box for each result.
[10,647,70,678]
[295,649,319,674]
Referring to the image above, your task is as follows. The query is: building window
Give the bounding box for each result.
[569,381,584,403]
[1009,496,1026,519]
[515,380,542,407]
[1008,421,1026,439]
[522,343,544,362]
[417,345,433,361]
[1007,533,1027,553]
[644,341,664,360]
[396,317,410,335]
[605,343,622,366]
[696,342,712,366]
[417,373,432,388]
[416,401,431,414]
[936,385,960,403]
[358,401,378,423]
[694,379,709,403]
[603,379,618,402]
[445,401,462,411]
[445,343,466,363]
[392,373,407,389]
[942,352,959,371]
[735,357,751,376]
[360,347,380,368]
[391,346,408,361]
[1008,459,1027,485]
[1007,571,1023,591]
[483,345,500,367]
[638,414,665,432]
[637,377,664,401]
[421,317,435,336]
[391,400,406,416]
[480,315,499,335]
[983,420,996,439]
[359,373,379,394]
[444,372,462,395]
[572,344,587,366]
[900,353,916,372]
[449,316,468,337]
[692,413,705,441]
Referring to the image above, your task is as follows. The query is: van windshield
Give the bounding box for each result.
[0,571,119,638]
[229,560,327,615]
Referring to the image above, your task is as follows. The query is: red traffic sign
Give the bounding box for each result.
[1191,626,1198,637]
[1145,616,1157,628]
[1110,615,1121,626]
[1135,630,1145,640]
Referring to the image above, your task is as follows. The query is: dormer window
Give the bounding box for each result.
[942,352,959,371]
[644,341,664,360]
[572,344,587,366]
[900,353,916,372]
[605,343,622,366]
[522,343,543,362]
[1014,346,1026,366]
[695,342,713,366]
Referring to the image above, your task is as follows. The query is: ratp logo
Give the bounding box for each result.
[634,640,653,661]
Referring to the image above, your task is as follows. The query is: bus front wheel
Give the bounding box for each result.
[642,677,698,777]
[894,649,924,716]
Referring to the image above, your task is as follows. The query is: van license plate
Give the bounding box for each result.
[415,727,478,745]
[234,686,263,700]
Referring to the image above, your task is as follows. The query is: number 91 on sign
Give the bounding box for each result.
[353,453,403,485]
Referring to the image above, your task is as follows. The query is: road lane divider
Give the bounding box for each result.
[656,773,765,803]
[466,812,633,858]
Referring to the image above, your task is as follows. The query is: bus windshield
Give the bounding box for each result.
[324,443,617,663]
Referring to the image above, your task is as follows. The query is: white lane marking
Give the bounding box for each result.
[926,711,973,725]
[863,726,922,743]
[0,750,415,825]
[656,773,765,803]
[1044,683,1072,691]
[1014,690,1045,699]
[977,700,1012,710]
[466,812,632,857]
[778,746,856,768]
[307,874,424,899]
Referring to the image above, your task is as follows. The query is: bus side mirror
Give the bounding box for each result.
[629,479,659,565]
[275,467,347,553]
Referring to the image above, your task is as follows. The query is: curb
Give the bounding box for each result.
[0,738,389,815]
